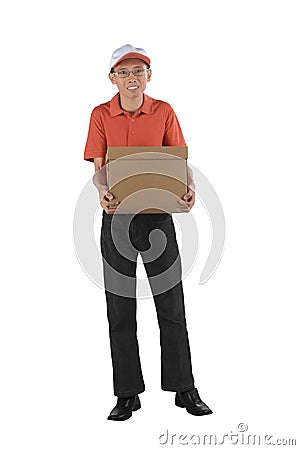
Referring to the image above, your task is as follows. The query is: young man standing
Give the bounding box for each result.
[84,44,212,421]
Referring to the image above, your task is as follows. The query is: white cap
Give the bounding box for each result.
[109,44,151,71]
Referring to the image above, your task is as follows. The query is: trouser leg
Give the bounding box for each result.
[101,213,145,397]
[137,214,195,392]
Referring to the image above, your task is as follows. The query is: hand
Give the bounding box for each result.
[177,187,195,212]
[100,189,119,214]
[92,171,119,214]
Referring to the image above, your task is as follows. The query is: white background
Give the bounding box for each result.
[0,0,299,449]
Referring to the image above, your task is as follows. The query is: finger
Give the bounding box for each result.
[104,206,117,214]
[101,199,119,207]
[106,201,120,209]
[101,202,118,212]
[183,190,192,200]
[105,191,114,200]
[108,201,119,206]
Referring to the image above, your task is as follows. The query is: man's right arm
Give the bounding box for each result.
[93,157,107,191]
[92,157,119,214]
[94,157,104,172]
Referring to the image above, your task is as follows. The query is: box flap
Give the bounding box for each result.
[106,146,188,161]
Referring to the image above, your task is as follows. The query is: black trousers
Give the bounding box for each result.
[100,211,194,397]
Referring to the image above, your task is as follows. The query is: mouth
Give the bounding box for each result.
[127,86,139,91]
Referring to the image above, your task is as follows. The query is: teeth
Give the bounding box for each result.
[128,86,138,90]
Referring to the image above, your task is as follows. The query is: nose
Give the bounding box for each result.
[127,71,137,81]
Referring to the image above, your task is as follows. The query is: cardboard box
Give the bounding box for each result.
[105,146,188,214]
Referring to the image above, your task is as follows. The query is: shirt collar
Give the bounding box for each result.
[140,94,153,115]
[110,93,153,117]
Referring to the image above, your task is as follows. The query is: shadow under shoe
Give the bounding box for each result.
[175,388,213,416]
[107,395,141,421]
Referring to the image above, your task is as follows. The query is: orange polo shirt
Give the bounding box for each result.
[84,93,186,162]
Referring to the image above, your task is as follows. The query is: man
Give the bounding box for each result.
[84,44,212,421]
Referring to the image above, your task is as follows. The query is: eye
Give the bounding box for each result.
[134,69,144,75]
[118,70,128,76]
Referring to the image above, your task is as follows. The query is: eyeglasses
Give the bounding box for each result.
[112,68,149,78]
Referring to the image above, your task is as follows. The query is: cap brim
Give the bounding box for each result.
[113,52,151,69]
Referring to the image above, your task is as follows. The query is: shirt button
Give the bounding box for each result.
[131,118,135,123]
[131,130,135,134]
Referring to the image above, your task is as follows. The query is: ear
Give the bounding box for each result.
[109,73,116,85]
[147,68,152,82]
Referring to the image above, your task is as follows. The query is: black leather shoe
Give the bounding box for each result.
[107,395,141,421]
[175,388,213,416]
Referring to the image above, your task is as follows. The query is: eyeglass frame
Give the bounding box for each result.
[110,64,151,78]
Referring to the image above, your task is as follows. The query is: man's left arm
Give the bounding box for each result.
[179,165,195,211]
[163,105,196,211]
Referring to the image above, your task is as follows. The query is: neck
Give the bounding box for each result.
[119,94,144,114]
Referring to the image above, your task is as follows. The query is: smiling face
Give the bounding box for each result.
[109,58,152,106]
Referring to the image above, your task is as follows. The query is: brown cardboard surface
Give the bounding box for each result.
[105,146,188,214]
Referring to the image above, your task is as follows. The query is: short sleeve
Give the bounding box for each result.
[163,104,186,146]
[84,108,107,162]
